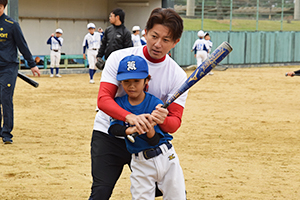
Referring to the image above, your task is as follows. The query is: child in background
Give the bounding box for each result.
[47,28,63,77]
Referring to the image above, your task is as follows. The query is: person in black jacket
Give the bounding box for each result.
[0,0,40,144]
[96,8,132,62]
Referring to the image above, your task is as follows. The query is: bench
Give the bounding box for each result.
[19,54,88,69]
[43,54,88,69]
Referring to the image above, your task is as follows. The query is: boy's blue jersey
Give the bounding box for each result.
[110,92,173,154]
[0,13,35,68]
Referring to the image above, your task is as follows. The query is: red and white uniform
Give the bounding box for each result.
[94,45,188,199]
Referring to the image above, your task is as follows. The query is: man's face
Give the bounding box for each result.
[145,24,180,60]
[109,13,116,24]
[0,4,4,16]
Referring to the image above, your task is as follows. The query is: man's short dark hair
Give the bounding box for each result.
[146,8,183,42]
[112,8,125,24]
[0,0,8,7]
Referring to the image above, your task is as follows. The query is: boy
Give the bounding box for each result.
[131,25,142,47]
[47,28,63,77]
[108,55,186,199]
[83,23,102,84]
[191,30,209,67]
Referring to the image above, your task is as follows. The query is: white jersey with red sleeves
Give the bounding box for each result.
[93,46,188,133]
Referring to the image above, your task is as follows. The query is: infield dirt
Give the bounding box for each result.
[1,66,300,199]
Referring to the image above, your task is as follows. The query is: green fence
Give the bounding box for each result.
[172,31,300,66]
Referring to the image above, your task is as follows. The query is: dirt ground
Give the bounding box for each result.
[1,66,300,200]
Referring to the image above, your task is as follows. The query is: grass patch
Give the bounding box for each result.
[183,18,300,32]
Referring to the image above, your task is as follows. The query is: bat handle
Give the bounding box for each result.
[128,132,138,143]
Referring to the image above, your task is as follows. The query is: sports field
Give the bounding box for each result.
[1,66,300,199]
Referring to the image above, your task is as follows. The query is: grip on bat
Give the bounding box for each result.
[127,103,169,143]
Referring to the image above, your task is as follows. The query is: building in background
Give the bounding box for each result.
[7,0,164,55]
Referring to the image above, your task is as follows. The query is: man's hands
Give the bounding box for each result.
[151,104,168,125]
[31,66,40,77]
[286,71,295,77]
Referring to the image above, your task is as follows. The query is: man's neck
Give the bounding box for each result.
[114,21,122,26]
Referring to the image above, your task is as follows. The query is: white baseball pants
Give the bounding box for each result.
[50,50,61,68]
[130,143,186,200]
[87,49,98,70]
[196,50,208,67]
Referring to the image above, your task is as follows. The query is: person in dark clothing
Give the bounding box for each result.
[0,0,40,144]
[96,8,132,61]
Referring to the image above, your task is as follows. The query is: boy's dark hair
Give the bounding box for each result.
[0,0,8,7]
[111,8,125,24]
[146,8,183,42]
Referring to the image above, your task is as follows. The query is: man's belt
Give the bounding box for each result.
[52,49,59,52]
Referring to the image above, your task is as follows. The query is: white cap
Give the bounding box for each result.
[87,23,96,29]
[141,30,145,35]
[197,30,205,37]
[55,28,63,34]
[132,25,141,31]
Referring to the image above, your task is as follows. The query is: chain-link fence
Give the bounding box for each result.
[163,0,299,31]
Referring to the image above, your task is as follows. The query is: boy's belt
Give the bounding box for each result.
[136,142,172,160]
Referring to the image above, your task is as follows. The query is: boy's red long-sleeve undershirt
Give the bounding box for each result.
[97,82,184,133]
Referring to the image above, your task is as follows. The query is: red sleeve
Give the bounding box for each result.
[159,103,184,133]
[97,82,131,121]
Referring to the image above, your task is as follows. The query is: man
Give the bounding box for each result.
[0,0,40,144]
[89,8,187,200]
[96,8,132,62]
[131,25,142,47]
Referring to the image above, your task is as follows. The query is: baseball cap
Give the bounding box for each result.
[55,28,63,34]
[117,55,149,81]
[132,25,141,32]
[87,23,96,29]
[197,30,205,37]
[141,30,145,35]
[204,32,209,37]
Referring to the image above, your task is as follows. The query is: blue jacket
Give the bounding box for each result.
[0,13,35,68]
[110,92,173,154]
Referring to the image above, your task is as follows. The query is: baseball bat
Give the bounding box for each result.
[285,72,300,76]
[127,41,233,143]
[17,72,39,88]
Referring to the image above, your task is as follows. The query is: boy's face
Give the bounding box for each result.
[205,35,210,40]
[55,32,62,37]
[145,24,180,60]
[88,28,95,34]
[121,79,149,99]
